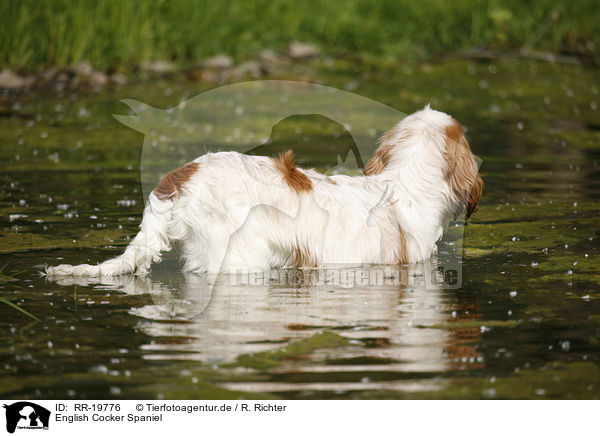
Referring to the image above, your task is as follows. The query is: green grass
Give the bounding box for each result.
[0,264,40,321]
[1,0,598,72]
[0,298,41,322]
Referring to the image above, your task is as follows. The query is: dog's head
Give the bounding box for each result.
[442,117,483,219]
[365,106,482,220]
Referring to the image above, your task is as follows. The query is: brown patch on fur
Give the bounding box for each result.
[272,150,313,192]
[445,120,463,145]
[395,225,409,264]
[444,119,483,219]
[154,162,200,199]
[364,126,408,176]
[292,244,317,268]
[364,143,394,176]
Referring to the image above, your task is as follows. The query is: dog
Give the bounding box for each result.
[46,106,482,277]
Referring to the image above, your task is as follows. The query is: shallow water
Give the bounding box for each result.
[1,58,599,399]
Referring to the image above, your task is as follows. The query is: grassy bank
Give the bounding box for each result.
[1,0,598,72]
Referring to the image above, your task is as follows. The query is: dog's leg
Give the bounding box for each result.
[46,192,173,276]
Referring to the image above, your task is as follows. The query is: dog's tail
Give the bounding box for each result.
[46,192,173,277]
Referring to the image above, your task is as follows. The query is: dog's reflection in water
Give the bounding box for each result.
[47,263,483,377]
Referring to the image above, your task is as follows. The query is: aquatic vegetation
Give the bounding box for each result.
[232,331,351,370]
[0,298,40,322]
[0,264,23,282]
[0,230,131,254]
[421,320,520,329]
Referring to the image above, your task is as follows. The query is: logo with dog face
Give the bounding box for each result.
[3,402,50,433]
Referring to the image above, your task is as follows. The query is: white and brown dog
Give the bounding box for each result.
[46,106,482,276]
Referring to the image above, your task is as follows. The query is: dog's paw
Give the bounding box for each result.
[46,264,74,276]
[46,263,100,277]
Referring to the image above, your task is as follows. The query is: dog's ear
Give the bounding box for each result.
[465,175,483,219]
[444,120,482,220]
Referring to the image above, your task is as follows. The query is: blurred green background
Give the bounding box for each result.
[1,0,598,72]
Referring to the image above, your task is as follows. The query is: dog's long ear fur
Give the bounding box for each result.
[466,174,483,219]
[444,120,482,219]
